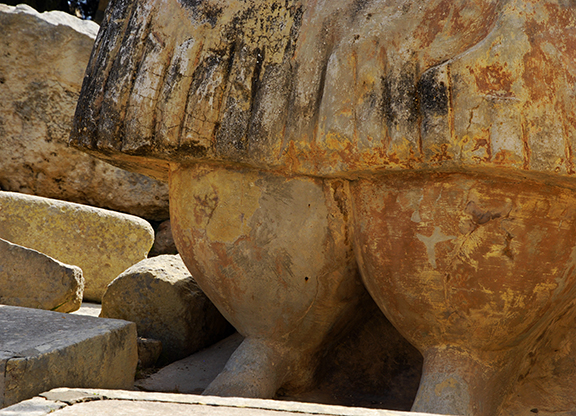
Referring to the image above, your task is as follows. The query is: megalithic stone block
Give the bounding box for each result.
[0,238,84,313]
[0,191,154,302]
[0,305,137,408]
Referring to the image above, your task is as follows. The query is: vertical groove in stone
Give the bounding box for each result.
[282,16,334,155]
[71,0,137,149]
[214,42,261,159]
[123,29,175,152]
[154,38,202,149]
[180,43,235,153]
[97,2,154,150]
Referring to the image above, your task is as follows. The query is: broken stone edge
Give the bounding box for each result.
[0,388,448,416]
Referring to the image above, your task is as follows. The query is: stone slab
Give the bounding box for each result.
[0,191,154,301]
[0,388,449,416]
[0,306,137,408]
[135,332,244,394]
[70,302,102,318]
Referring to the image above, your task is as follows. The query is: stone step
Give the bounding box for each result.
[0,305,137,408]
[0,388,449,416]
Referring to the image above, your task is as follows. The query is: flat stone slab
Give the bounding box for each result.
[0,388,449,416]
[0,306,137,408]
[70,302,102,318]
[135,332,244,394]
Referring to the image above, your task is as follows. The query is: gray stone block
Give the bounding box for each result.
[0,305,137,408]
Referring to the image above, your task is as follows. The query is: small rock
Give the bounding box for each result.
[101,255,233,365]
[0,191,154,302]
[137,337,162,369]
[149,220,178,257]
[0,238,84,313]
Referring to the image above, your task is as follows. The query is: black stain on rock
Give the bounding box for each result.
[419,67,448,117]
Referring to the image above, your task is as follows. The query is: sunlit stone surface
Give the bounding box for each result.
[70,1,576,414]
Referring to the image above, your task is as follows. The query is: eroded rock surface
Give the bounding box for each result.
[72,0,576,184]
[101,254,233,365]
[69,1,576,415]
[0,238,84,313]
[0,4,169,221]
[0,191,154,302]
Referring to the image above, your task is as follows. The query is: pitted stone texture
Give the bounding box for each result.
[0,306,137,408]
[71,0,576,182]
[0,4,169,221]
[101,255,233,364]
[0,238,84,313]
[0,192,154,302]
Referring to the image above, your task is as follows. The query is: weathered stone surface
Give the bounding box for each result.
[101,255,233,364]
[0,238,84,313]
[71,0,576,185]
[0,191,154,302]
[0,4,169,221]
[68,0,576,415]
[171,166,364,398]
[353,172,576,415]
[0,305,137,408]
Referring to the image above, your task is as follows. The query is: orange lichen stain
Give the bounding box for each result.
[467,131,492,164]
[324,132,351,151]
[414,0,451,49]
[285,140,303,173]
[428,143,454,166]
[385,138,423,170]
[493,149,523,168]
[469,63,515,98]
[554,158,566,174]
[359,145,391,170]
[521,3,576,104]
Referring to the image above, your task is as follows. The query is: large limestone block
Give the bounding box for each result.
[0,305,137,408]
[0,4,169,220]
[0,191,154,302]
[0,238,84,313]
[101,255,233,365]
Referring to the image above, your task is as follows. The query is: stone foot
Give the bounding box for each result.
[203,338,292,398]
[411,347,521,415]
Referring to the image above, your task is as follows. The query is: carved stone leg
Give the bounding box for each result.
[352,172,576,415]
[169,164,361,398]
